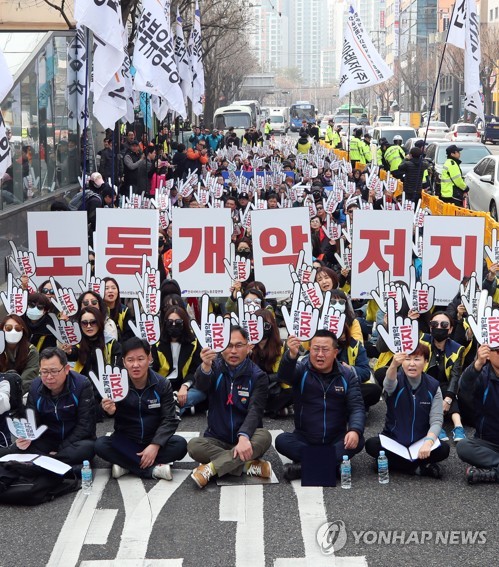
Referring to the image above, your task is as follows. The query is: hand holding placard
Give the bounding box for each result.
[49,277,78,317]
[377,298,419,354]
[88,349,129,402]
[223,242,251,282]
[318,292,346,337]
[135,254,160,291]
[137,286,161,316]
[190,294,231,352]
[128,299,161,345]
[7,409,47,441]
[46,313,82,346]
[402,266,435,313]
[467,290,499,347]
[230,294,264,344]
[281,282,320,341]
[460,273,482,320]
[484,228,499,264]
[371,270,403,314]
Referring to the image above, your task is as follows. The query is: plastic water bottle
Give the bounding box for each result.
[378,450,389,484]
[340,455,351,489]
[81,460,93,495]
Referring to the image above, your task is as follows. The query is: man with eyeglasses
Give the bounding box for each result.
[0,346,96,467]
[275,330,365,481]
[188,326,272,488]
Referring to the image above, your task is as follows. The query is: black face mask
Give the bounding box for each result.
[431,327,449,342]
[238,249,251,258]
[165,321,183,339]
[262,328,272,339]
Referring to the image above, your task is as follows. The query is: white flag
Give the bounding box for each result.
[175,7,192,103]
[338,4,393,98]
[133,0,186,117]
[74,0,124,104]
[0,45,14,103]
[67,27,88,131]
[188,0,205,116]
[0,110,12,179]
[446,0,484,122]
[151,94,169,121]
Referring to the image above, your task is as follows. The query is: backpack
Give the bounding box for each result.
[0,372,24,418]
[69,189,102,211]
[0,461,79,506]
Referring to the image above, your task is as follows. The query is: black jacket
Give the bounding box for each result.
[393,156,429,198]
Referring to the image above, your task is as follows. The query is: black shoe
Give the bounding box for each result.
[466,466,498,485]
[283,463,302,481]
[418,463,442,479]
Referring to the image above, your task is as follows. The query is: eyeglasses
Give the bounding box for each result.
[331,298,346,306]
[4,324,23,332]
[41,288,55,295]
[429,321,450,329]
[82,299,99,307]
[40,367,64,377]
[226,343,248,350]
[28,302,46,309]
[311,346,335,354]
[167,319,183,327]
[81,319,98,327]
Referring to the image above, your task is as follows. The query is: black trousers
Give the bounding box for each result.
[0,437,95,466]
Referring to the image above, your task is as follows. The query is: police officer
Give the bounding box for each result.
[264,119,272,140]
[349,128,363,168]
[440,145,468,206]
[360,133,372,164]
[325,119,335,146]
[380,137,405,174]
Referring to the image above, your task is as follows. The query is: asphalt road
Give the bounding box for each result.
[0,399,497,567]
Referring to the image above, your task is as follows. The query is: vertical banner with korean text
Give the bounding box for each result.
[422,216,484,305]
[94,208,158,297]
[28,211,88,289]
[350,210,413,299]
[172,208,232,297]
[251,208,312,297]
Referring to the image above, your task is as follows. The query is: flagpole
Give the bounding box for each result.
[81,27,90,208]
[347,92,352,163]
[111,129,115,191]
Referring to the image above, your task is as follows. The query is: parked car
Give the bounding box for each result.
[373,116,394,127]
[480,122,499,145]
[444,123,480,142]
[417,121,450,139]
[466,155,499,219]
[425,141,491,196]
[333,115,359,126]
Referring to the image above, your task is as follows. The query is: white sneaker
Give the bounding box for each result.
[112,464,129,479]
[152,464,173,481]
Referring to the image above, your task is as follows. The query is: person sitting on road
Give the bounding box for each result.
[187,326,272,488]
[95,337,187,481]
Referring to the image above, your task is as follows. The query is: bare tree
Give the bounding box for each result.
[480,22,499,116]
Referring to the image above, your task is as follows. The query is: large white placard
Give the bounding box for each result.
[94,208,158,297]
[172,208,232,297]
[251,208,312,298]
[422,216,484,305]
[350,210,413,299]
[28,211,88,290]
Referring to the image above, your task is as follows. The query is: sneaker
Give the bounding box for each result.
[438,428,449,442]
[152,464,172,481]
[191,463,214,488]
[112,464,129,479]
[246,459,272,479]
[466,466,498,485]
[283,463,302,481]
[190,406,196,416]
[452,426,466,442]
[418,463,442,479]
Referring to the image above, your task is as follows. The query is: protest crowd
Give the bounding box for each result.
[0,119,498,506]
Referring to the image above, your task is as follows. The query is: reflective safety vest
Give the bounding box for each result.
[360,140,372,163]
[440,158,466,198]
[349,137,362,161]
[325,125,334,145]
[332,131,341,148]
[296,140,312,154]
[384,144,405,172]
[377,147,383,167]
[264,122,272,135]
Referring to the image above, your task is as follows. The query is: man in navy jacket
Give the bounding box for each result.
[188,326,271,488]
[457,344,499,484]
[275,330,365,481]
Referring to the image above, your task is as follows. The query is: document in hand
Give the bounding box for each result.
[0,453,72,475]
[379,434,441,461]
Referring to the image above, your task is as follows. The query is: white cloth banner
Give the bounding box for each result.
[188,0,205,116]
[251,208,312,298]
[27,212,88,290]
[94,209,159,297]
[422,216,484,305]
[175,7,192,103]
[350,210,413,299]
[133,0,186,117]
[67,27,88,131]
[0,110,12,179]
[74,0,124,104]
[172,208,232,297]
[0,45,14,103]
[338,4,393,98]
[446,0,484,122]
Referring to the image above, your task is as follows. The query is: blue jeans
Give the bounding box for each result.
[179,387,206,415]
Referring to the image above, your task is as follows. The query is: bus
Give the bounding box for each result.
[231,100,262,128]
[336,103,368,119]
[289,101,316,131]
[213,105,253,138]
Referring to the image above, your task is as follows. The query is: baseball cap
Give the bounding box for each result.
[239,192,249,200]
[446,144,463,154]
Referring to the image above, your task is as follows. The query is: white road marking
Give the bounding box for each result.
[84,509,118,545]
[80,561,183,566]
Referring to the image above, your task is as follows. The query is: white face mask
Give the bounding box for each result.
[331,302,346,313]
[5,330,23,345]
[26,307,44,321]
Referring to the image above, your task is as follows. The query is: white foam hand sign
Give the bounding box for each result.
[254,192,267,210]
[281,282,320,341]
[318,291,346,336]
[159,211,170,229]
[484,228,499,264]
[324,189,343,215]
[128,299,161,345]
[412,230,423,258]
[78,262,105,296]
[88,349,129,402]
[230,294,264,345]
[138,286,161,316]
[467,290,499,346]
[342,214,353,243]
[178,178,194,199]
[0,330,4,355]
[14,276,37,295]
[49,277,78,317]
[195,186,210,206]
[0,273,28,316]
[277,194,293,209]
[223,242,251,282]
[334,238,352,271]
[9,241,36,277]
[402,266,435,314]
[460,273,483,320]
[300,281,323,309]
[190,294,231,352]
[324,214,342,240]
[46,313,82,345]
[399,193,415,212]
[135,254,160,291]
[413,200,428,228]
[371,270,403,314]
[7,409,47,441]
[377,298,419,354]
[290,249,316,285]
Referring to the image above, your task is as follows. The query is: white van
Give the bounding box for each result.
[268,107,289,135]
[213,105,253,139]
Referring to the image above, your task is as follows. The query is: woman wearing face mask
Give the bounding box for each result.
[0,315,40,395]
[328,290,364,344]
[419,312,468,443]
[250,309,292,417]
[23,292,57,352]
[77,290,118,342]
[103,277,134,343]
[151,306,204,415]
